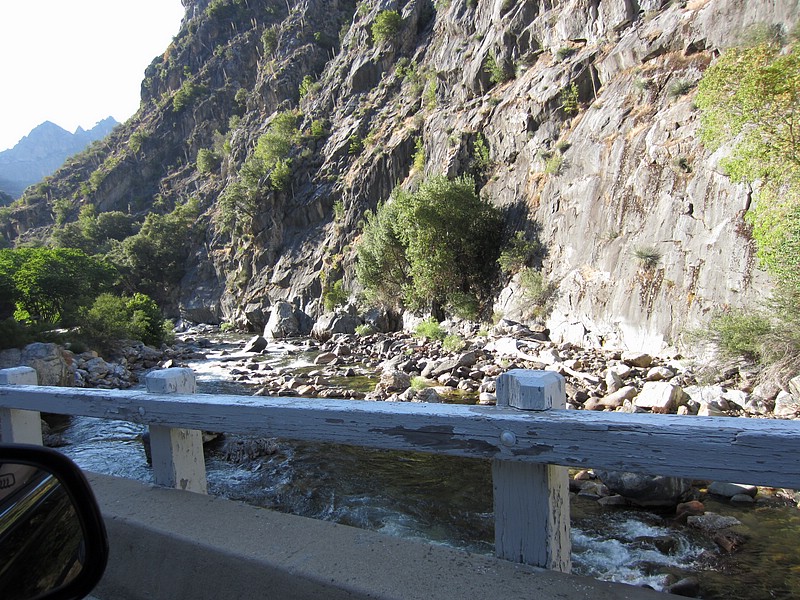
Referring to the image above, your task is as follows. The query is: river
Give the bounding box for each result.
[56,337,800,599]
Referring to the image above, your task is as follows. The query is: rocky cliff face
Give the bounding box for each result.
[3,0,796,353]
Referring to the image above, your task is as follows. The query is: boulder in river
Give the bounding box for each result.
[595,471,693,507]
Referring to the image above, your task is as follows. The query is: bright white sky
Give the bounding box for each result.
[0,1,186,151]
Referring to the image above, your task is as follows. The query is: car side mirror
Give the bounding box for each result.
[0,444,108,600]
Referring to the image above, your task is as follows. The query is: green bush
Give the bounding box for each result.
[108,199,200,306]
[197,148,221,174]
[0,247,115,326]
[518,267,555,306]
[173,80,206,112]
[708,310,772,360]
[323,279,348,311]
[83,293,167,350]
[415,318,446,341]
[442,334,466,353]
[262,27,278,55]
[560,83,579,115]
[355,175,503,316]
[498,231,542,274]
[485,54,513,85]
[355,323,375,336]
[372,10,402,45]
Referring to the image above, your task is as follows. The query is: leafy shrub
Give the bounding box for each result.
[348,134,363,155]
[355,323,375,336]
[412,138,425,171]
[415,318,446,341]
[262,27,278,54]
[518,267,556,308]
[485,53,513,84]
[173,80,206,112]
[442,334,466,353]
[472,133,492,176]
[544,153,564,175]
[299,75,318,99]
[310,119,328,139]
[499,231,542,274]
[667,78,694,99]
[0,247,115,326]
[83,292,167,350]
[269,159,292,191]
[197,148,221,174]
[560,83,579,114]
[323,279,348,311]
[355,175,503,316]
[372,10,402,45]
[108,199,200,306]
[555,47,576,61]
[708,310,772,360]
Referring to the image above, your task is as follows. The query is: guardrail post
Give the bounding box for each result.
[146,368,207,494]
[493,370,571,572]
[0,366,43,445]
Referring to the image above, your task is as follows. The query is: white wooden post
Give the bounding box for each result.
[146,368,207,494]
[0,367,43,445]
[493,370,571,572]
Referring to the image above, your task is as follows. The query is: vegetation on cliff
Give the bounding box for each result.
[696,31,800,370]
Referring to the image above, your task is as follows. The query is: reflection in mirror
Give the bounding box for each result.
[0,463,86,600]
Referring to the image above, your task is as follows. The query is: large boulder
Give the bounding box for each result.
[594,470,693,507]
[311,311,363,341]
[264,301,300,339]
[0,343,74,386]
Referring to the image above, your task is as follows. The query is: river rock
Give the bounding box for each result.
[645,366,675,381]
[311,311,362,340]
[243,335,268,353]
[665,577,700,597]
[634,381,684,413]
[377,370,411,393]
[414,387,443,403]
[0,343,74,387]
[707,482,757,499]
[599,385,637,408]
[622,351,652,368]
[264,301,300,339]
[594,471,693,507]
[686,513,742,533]
[314,352,337,365]
[774,390,800,417]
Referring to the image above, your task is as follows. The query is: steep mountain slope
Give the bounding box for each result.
[2,0,796,352]
[0,118,118,199]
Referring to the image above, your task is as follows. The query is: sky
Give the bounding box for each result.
[0,1,186,151]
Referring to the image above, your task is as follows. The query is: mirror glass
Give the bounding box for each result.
[0,462,87,600]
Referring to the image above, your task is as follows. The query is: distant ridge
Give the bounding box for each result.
[0,117,118,201]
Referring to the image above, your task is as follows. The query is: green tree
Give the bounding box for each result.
[696,40,800,290]
[83,292,167,349]
[372,10,402,45]
[356,175,503,318]
[108,199,200,305]
[0,247,115,325]
[696,35,800,367]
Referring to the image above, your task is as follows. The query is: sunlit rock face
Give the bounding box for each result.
[5,0,794,353]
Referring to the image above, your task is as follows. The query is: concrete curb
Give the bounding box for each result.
[87,473,664,600]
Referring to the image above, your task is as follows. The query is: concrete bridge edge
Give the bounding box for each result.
[87,473,664,600]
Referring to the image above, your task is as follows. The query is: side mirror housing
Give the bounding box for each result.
[0,444,108,600]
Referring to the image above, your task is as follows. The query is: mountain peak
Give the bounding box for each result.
[0,117,119,200]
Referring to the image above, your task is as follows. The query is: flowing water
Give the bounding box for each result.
[55,339,800,599]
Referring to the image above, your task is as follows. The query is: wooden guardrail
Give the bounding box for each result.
[1,366,799,574]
